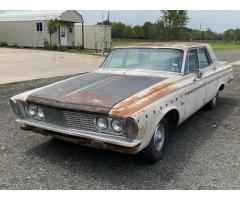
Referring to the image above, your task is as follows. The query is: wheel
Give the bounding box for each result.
[140,118,168,164]
[205,94,218,110]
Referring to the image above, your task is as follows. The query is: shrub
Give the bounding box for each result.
[0,42,8,47]
[12,43,18,48]
[75,45,83,50]
[43,39,50,49]
[57,45,66,51]
[52,43,58,50]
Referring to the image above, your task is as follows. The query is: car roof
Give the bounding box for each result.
[114,42,209,50]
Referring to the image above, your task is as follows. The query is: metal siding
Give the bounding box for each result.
[0,21,49,47]
[75,25,111,50]
[0,20,77,47]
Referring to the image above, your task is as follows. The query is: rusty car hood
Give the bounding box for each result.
[26,72,167,114]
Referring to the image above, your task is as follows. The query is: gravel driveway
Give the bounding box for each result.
[0,51,239,189]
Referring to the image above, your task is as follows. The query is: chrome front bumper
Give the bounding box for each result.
[16,119,141,148]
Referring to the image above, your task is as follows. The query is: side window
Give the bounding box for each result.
[184,49,199,74]
[199,48,211,68]
[36,22,43,32]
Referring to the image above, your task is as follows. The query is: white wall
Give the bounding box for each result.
[0,21,76,47]
[0,21,51,47]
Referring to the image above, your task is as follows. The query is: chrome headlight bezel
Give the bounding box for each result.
[94,115,125,136]
[94,116,137,138]
[9,98,22,118]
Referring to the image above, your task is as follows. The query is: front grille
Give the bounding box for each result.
[41,105,98,132]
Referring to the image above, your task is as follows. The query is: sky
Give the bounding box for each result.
[1,10,240,33]
[78,10,240,33]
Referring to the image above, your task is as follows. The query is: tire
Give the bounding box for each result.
[205,94,218,111]
[140,118,169,164]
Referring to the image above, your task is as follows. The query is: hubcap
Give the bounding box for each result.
[153,123,165,152]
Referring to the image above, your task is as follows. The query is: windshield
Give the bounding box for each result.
[101,48,183,73]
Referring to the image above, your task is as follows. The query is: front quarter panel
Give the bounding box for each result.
[110,79,185,152]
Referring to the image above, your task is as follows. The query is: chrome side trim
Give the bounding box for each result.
[185,83,205,95]
[16,119,141,148]
[185,70,232,96]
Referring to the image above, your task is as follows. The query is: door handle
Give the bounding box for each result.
[194,69,203,81]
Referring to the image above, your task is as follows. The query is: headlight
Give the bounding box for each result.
[37,107,45,119]
[28,105,37,116]
[26,104,44,120]
[95,117,108,130]
[111,119,124,133]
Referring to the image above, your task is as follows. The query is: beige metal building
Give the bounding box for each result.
[75,24,111,51]
[0,10,84,47]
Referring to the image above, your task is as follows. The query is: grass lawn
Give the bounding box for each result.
[112,39,240,52]
[2,40,240,57]
[66,48,106,57]
[208,41,240,51]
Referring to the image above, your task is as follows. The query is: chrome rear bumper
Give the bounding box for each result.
[16,119,141,148]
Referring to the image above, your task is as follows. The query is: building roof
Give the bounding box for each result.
[115,42,209,50]
[0,10,83,23]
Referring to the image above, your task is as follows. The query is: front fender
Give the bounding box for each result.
[135,104,180,151]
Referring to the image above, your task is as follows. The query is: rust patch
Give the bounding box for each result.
[110,82,177,117]
[138,119,148,137]
[27,72,164,114]
[27,92,114,114]
[115,41,206,49]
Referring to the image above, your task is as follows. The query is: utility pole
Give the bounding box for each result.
[101,10,104,54]
[107,11,110,23]
[200,22,203,40]
[101,10,104,27]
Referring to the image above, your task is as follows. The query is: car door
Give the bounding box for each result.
[198,47,219,104]
[183,48,206,120]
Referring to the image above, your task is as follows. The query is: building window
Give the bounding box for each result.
[69,27,73,33]
[36,22,43,32]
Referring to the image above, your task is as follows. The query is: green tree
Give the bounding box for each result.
[223,29,235,42]
[111,22,126,38]
[142,22,157,39]
[97,20,111,26]
[234,28,240,42]
[132,25,144,39]
[47,18,60,47]
[123,25,133,39]
[159,10,189,40]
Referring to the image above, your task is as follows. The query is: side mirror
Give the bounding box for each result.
[195,69,203,79]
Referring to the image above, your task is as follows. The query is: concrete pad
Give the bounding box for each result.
[230,60,240,65]
[0,48,104,84]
